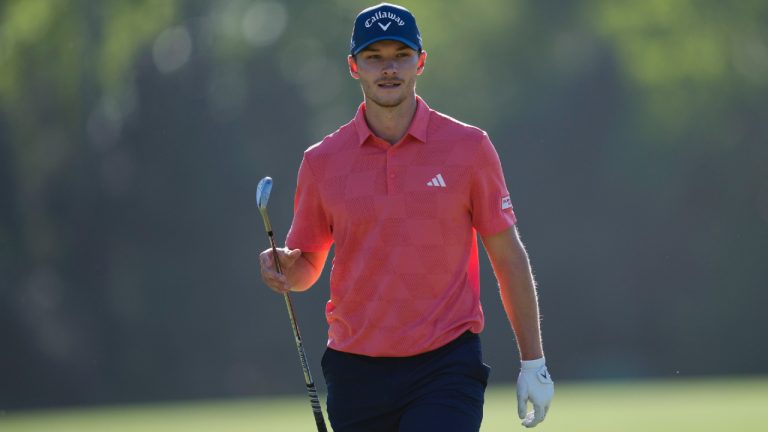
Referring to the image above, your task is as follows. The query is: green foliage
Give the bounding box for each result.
[98,1,179,93]
[0,0,180,262]
[0,1,58,104]
[591,0,768,140]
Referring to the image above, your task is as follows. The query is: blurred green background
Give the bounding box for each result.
[1,0,767,423]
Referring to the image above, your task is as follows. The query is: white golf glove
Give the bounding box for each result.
[516,357,554,428]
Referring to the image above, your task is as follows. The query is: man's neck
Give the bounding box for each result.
[363,95,418,145]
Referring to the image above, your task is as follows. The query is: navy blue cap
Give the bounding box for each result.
[350,3,422,55]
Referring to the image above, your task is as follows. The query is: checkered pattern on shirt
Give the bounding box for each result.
[286,97,516,357]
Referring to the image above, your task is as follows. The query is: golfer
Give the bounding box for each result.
[260,3,554,431]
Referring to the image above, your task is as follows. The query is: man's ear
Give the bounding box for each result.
[348,55,359,79]
[416,50,427,75]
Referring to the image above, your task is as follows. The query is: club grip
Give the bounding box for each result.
[307,381,326,431]
[314,415,328,432]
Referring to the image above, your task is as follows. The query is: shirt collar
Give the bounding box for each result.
[354,95,430,146]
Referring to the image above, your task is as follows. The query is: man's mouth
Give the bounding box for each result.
[377,81,402,89]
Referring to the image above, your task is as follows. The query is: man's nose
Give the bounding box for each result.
[382,59,398,74]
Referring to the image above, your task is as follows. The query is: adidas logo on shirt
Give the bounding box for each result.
[426,173,446,187]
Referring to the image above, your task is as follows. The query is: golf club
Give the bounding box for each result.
[256,176,328,432]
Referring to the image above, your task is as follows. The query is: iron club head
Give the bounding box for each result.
[256,177,273,210]
[256,176,275,234]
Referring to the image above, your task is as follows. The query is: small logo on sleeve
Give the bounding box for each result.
[501,195,512,210]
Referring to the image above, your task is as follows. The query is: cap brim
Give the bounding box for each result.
[352,36,420,55]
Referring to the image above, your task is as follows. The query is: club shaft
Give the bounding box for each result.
[282,289,327,432]
[269,237,283,274]
[262,209,327,432]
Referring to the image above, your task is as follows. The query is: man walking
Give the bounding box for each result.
[260,3,554,430]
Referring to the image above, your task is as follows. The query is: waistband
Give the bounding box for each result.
[327,330,479,360]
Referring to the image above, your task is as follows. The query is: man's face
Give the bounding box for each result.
[348,40,426,109]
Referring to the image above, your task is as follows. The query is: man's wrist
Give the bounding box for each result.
[521,356,546,370]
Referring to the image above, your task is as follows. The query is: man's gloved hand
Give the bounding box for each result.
[516,357,554,428]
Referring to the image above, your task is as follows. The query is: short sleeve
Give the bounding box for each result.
[470,133,517,235]
[285,154,333,251]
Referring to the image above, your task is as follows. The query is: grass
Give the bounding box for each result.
[1,376,767,431]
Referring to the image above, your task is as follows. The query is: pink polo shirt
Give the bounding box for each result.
[286,96,516,357]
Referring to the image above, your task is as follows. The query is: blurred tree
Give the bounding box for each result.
[589,0,768,375]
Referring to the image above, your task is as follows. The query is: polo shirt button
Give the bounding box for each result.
[390,173,395,178]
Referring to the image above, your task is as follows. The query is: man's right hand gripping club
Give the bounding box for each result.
[517,357,554,428]
[259,247,303,293]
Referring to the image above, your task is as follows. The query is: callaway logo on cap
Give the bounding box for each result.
[350,3,422,55]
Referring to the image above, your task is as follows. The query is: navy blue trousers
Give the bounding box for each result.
[321,332,490,432]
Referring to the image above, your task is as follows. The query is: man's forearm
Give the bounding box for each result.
[497,252,544,360]
[483,228,544,361]
[284,251,326,292]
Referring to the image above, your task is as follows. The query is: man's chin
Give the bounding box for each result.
[368,95,407,109]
